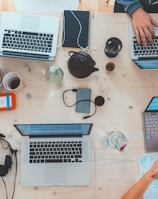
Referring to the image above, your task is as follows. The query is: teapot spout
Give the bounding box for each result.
[92,67,99,73]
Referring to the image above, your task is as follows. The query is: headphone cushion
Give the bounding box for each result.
[5,155,12,169]
[0,164,8,177]
[0,155,12,177]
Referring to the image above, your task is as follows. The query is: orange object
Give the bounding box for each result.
[0,93,16,110]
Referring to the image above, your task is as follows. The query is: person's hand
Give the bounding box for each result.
[147,159,158,180]
[132,8,158,46]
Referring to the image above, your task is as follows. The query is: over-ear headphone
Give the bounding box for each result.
[0,134,16,177]
[0,133,17,199]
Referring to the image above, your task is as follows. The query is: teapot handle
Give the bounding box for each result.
[68,51,96,66]
[68,51,76,57]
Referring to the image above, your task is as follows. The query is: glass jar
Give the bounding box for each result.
[45,66,64,89]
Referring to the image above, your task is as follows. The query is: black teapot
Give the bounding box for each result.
[68,51,99,78]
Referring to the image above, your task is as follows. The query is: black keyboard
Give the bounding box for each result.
[29,140,83,163]
[2,29,53,53]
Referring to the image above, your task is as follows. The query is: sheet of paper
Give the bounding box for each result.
[139,153,158,199]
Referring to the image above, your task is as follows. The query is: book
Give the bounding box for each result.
[62,10,90,48]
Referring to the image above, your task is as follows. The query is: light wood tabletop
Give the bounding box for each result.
[0,11,158,199]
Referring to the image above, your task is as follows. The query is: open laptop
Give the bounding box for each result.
[142,97,158,152]
[14,123,93,186]
[129,21,158,69]
[0,12,60,60]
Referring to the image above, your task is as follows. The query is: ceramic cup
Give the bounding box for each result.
[3,72,24,92]
[105,62,115,72]
[104,37,122,58]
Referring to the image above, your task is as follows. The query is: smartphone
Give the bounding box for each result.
[75,88,91,113]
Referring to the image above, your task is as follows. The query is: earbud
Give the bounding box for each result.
[95,96,105,106]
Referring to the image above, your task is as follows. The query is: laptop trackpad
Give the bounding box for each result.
[45,166,66,183]
[20,15,40,30]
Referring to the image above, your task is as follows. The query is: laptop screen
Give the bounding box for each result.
[145,97,158,111]
[14,123,93,137]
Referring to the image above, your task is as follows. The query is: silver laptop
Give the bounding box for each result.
[129,21,158,69]
[0,12,60,60]
[14,123,93,186]
[142,97,158,152]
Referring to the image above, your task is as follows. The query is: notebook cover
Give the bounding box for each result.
[62,10,90,48]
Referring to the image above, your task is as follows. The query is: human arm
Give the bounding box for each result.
[131,8,158,46]
[121,159,158,199]
[117,0,158,46]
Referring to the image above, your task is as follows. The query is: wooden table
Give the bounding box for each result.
[0,12,158,199]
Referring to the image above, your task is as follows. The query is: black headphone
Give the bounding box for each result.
[0,134,17,177]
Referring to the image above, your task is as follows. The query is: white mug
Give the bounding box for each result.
[3,72,24,91]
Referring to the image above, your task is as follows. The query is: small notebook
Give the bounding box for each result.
[62,10,90,48]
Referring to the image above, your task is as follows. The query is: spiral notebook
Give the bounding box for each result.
[62,10,90,48]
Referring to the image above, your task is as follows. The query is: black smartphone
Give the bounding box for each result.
[76,88,91,113]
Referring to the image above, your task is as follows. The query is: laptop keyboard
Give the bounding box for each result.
[144,112,158,135]
[133,36,158,57]
[2,29,53,53]
[29,140,83,163]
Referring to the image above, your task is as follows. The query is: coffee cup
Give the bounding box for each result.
[104,37,122,58]
[3,72,24,91]
[105,62,115,72]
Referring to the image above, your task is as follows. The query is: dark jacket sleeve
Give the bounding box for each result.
[117,0,143,16]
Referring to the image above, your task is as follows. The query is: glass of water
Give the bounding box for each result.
[106,131,128,151]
